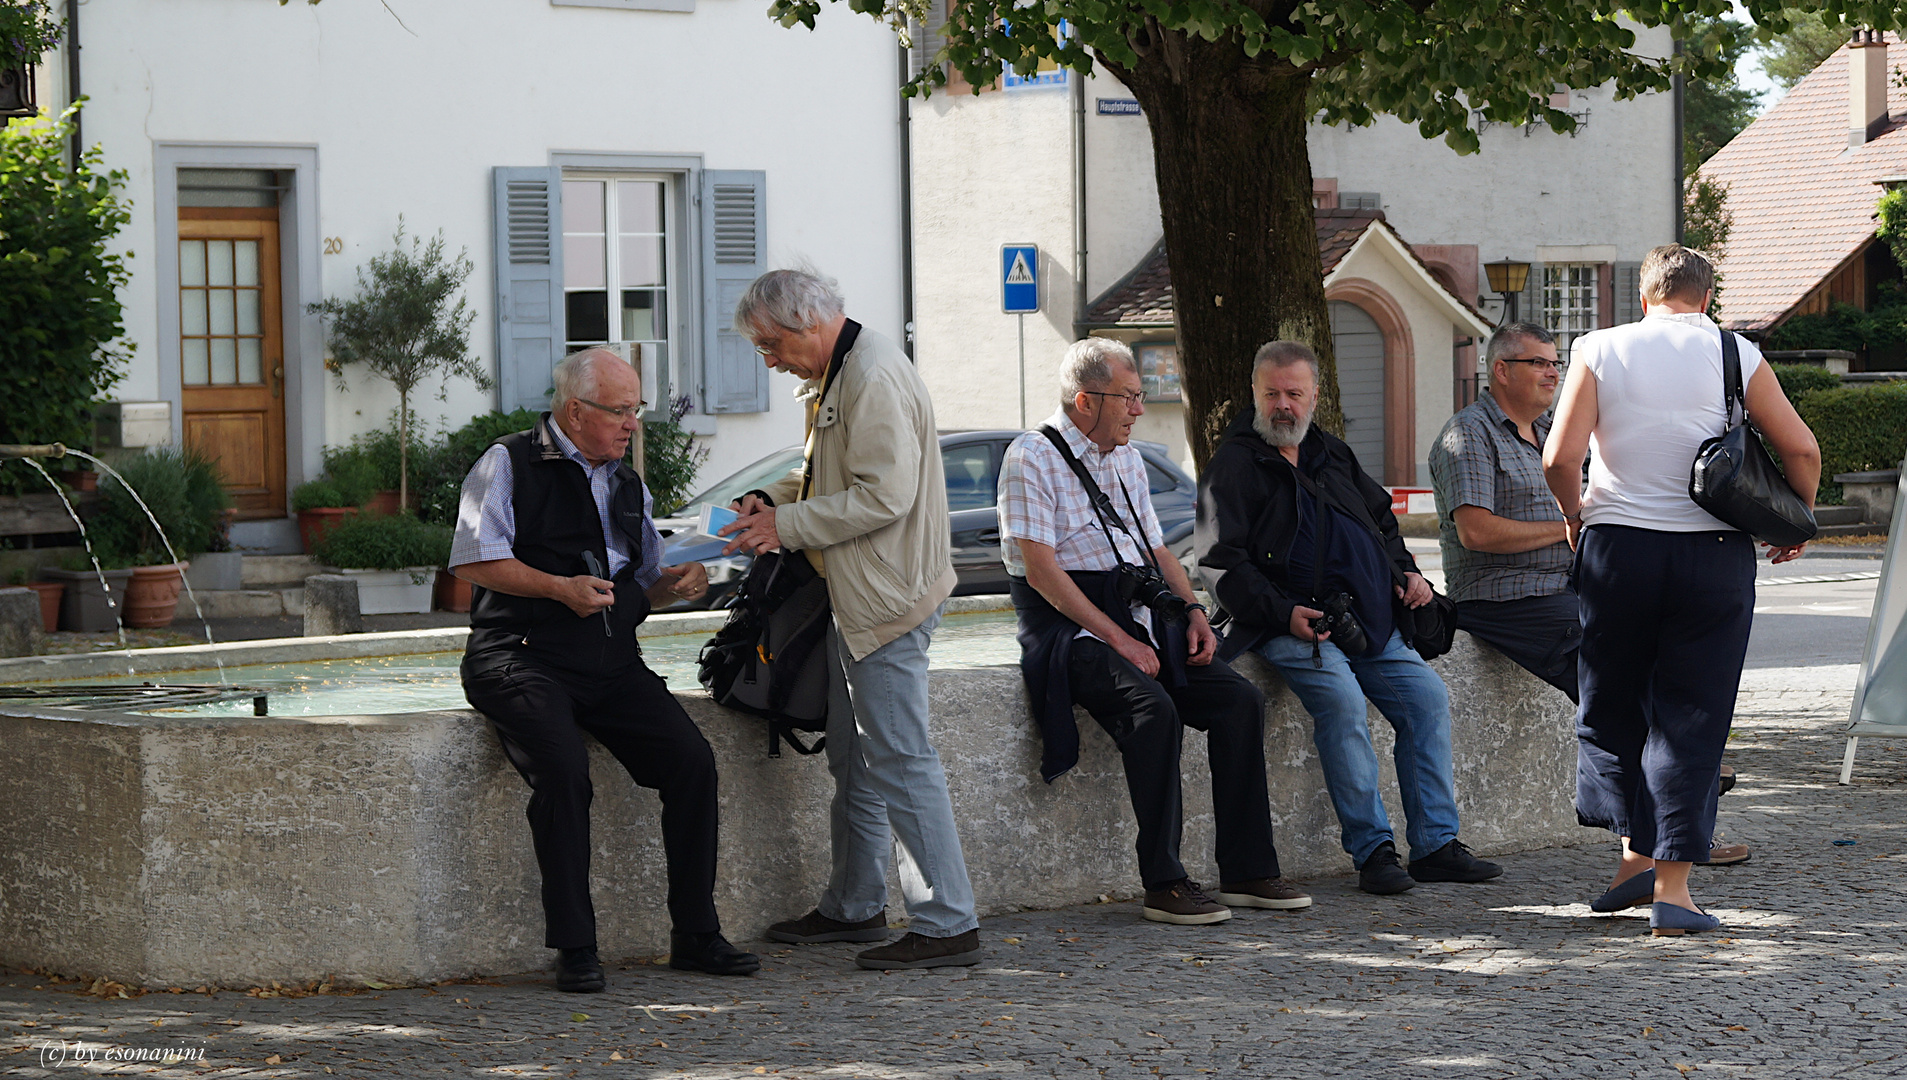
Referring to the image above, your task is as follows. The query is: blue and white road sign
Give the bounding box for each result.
[1002,244,1039,314]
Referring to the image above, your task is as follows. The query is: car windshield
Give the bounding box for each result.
[665,446,804,516]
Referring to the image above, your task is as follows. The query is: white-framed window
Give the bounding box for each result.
[1542,263,1598,361]
[561,174,675,387]
[1134,342,1182,402]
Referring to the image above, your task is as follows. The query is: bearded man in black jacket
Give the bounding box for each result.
[1195,341,1502,896]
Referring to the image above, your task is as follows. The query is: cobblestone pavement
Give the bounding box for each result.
[5,665,1905,1079]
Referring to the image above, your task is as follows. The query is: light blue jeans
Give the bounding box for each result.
[817,606,978,938]
[1256,629,1461,866]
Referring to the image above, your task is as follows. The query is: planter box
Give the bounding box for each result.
[42,567,135,632]
[338,567,436,615]
[184,551,244,592]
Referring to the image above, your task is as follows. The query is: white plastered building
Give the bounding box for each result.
[29,0,907,549]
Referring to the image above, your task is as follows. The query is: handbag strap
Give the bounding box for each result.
[1037,424,1152,568]
[1719,328,1745,430]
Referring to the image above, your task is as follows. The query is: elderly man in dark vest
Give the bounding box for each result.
[452,348,758,992]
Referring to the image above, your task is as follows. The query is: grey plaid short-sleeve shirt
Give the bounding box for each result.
[1428,390,1571,603]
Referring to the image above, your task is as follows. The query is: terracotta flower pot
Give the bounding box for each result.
[367,490,403,516]
[434,569,472,613]
[23,581,63,633]
[123,562,189,629]
[297,506,359,554]
[54,469,97,492]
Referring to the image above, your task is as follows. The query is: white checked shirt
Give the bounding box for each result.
[1000,411,1167,646]
[448,419,662,589]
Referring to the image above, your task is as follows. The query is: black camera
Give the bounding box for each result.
[1116,563,1189,623]
[1309,592,1368,655]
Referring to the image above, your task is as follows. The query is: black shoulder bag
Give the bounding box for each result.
[1689,330,1817,547]
[697,352,849,756]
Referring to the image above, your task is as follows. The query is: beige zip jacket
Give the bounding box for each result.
[763,327,955,661]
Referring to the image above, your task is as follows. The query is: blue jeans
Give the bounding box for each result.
[1256,629,1460,866]
[817,606,979,938]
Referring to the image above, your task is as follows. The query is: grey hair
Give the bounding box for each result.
[550,347,623,408]
[1639,244,1715,305]
[731,267,847,335]
[1484,322,1556,366]
[1251,340,1320,383]
[1058,337,1138,404]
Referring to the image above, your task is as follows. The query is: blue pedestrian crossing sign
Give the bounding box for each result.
[1002,244,1040,314]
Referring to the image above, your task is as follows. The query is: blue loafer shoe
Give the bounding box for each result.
[1590,869,1655,913]
[1650,901,1721,937]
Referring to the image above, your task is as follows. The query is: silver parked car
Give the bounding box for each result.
[655,431,1198,610]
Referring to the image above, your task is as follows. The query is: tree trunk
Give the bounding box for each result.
[1105,41,1339,474]
[397,392,410,515]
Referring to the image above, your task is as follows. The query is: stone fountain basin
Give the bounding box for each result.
[0,626,1580,988]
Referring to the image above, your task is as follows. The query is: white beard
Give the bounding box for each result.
[1253,409,1311,448]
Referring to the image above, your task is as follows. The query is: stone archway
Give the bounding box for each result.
[1325,278,1416,485]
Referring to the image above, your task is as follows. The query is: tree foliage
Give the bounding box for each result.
[0,105,130,494]
[771,0,1907,470]
[1761,7,1853,88]
[310,224,490,511]
[1683,14,1760,171]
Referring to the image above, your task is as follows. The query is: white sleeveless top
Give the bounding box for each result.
[1576,311,1765,533]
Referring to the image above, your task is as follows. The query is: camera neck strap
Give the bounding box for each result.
[1037,424,1157,572]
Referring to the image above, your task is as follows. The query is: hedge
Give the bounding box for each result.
[1795,382,1907,504]
[1769,363,1840,403]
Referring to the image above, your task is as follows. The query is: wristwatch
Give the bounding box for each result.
[1185,602,1208,617]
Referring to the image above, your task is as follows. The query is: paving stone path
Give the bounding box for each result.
[4,665,1904,1079]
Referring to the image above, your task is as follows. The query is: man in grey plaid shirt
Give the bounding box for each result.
[1428,323,1580,701]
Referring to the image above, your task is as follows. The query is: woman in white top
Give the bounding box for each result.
[1543,244,1819,937]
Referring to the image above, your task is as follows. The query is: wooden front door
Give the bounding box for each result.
[178,209,286,519]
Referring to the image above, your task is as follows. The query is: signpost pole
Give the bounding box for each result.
[1018,313,1026,429]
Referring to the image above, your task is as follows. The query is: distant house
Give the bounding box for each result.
[1078,211,1491,486]
[1700,30,1906,357]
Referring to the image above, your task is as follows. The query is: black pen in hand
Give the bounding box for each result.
[581,551,612,637]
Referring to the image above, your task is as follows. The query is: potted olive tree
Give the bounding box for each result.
[309,223,491,513]
[309,513,452,615]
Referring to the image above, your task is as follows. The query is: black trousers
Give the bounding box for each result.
[462,649,721,949]
[1458,593,1582,704]
[1575,525,1755,863]
[1066,637,1279,890]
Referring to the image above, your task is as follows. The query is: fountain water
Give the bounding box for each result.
[13,456,136,675]
[63,448,225,682]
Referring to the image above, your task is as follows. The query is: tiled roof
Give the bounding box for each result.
[1082,209,1388,327]
[1700,35,1907,331]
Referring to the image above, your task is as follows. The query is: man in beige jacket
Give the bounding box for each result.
[721,268,980,970]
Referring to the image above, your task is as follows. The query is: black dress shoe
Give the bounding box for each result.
[669,931,761,976]
[1358,841,1415,895]
[556,946,605,993]
[1407,838,1503,883]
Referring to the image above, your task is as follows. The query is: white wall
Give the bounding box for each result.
[65,0,906,493]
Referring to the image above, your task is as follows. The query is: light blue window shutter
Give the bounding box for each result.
[700,170,769,414]
[1615,263,1643,324]
[492,166,565,414]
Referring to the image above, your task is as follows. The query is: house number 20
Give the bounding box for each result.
[322,237,344,254]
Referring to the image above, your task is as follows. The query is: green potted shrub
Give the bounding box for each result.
[309,513,452,615]
[309,223,491,513]
[0,2,60,122]
[292,477,359,554]
[83,447,229,628]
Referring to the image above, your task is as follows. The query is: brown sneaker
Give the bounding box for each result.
[1141,879,1232,925]
[1697,843,1752,867]
[854,929,981,970]
[765,909,890,944]
[1215,877,1313,910]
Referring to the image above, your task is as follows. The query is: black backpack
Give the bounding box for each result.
[697,550,832,756]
